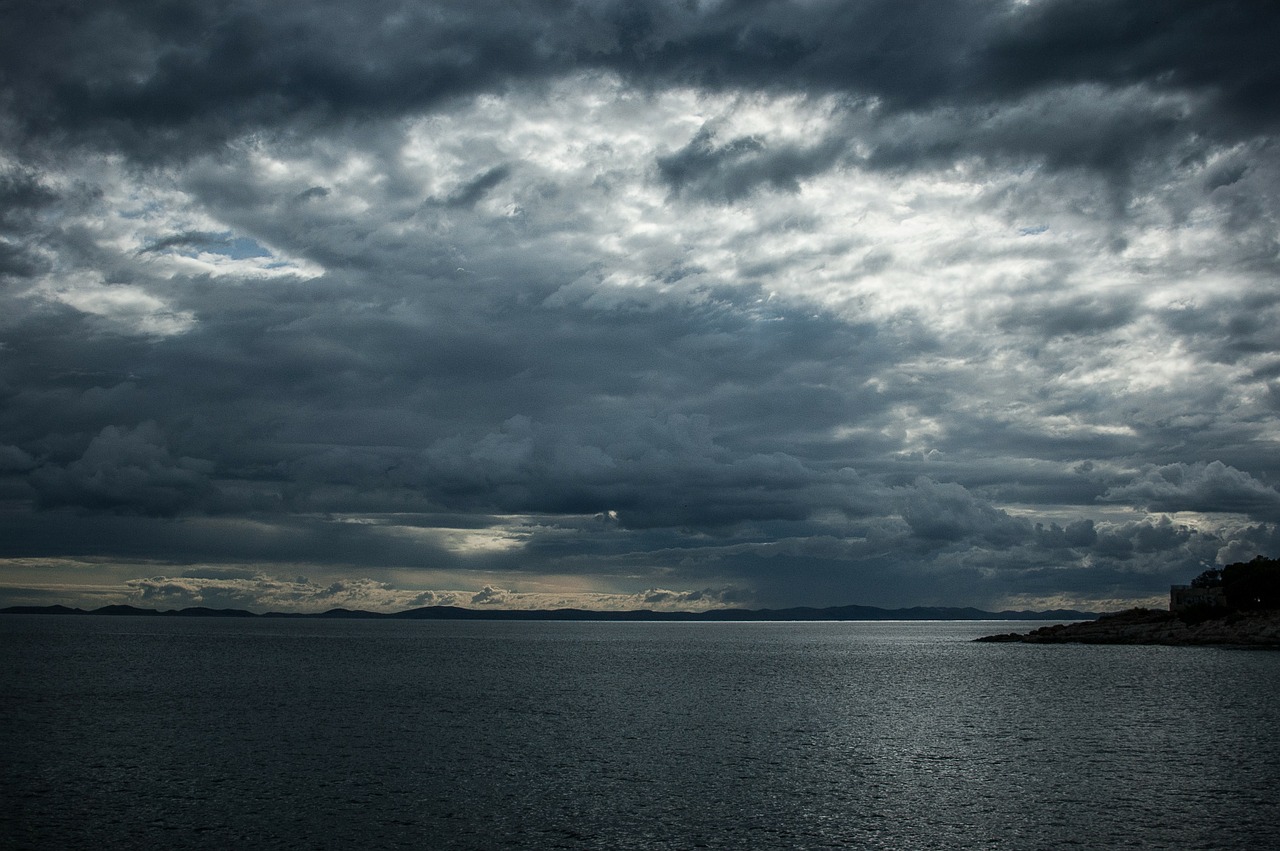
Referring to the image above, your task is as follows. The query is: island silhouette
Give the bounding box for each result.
[2,602,1095,622]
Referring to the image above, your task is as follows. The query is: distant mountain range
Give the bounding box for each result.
[0,603,1098,621]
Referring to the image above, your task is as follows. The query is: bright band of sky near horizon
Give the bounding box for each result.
[1,0,1279,612]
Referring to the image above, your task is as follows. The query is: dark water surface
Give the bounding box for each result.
[2,617,1277,849]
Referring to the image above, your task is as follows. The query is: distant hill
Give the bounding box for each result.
[1,603,1098,621]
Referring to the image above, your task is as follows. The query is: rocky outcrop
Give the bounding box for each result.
[976,607,1280,646]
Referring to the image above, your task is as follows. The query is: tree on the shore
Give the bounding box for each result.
[1190,568,1224,588]
[1223,556,1280,611]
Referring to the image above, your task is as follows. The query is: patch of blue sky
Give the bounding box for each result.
[166,233,272,259]
[222,236,273,259]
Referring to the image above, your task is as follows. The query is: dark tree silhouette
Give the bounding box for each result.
[1223,556,1280,611]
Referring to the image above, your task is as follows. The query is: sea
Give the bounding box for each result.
[2,617,1277,850]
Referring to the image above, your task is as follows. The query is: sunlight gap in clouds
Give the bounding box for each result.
[386,523,532,555]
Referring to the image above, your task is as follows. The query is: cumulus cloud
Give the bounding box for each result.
[1102,461,1280,521]
[115,572,750,614]
[126,572,464,613]
[897,478,1031,547]
[470,585,509,606]
[0,445,37,473]
[1033,519,1098,550]
[29,423,216,516]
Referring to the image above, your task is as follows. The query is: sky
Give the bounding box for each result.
[1,0,1279,614]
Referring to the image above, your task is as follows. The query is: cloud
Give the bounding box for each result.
[126,571,464,612]
[1033,519,1098,550]
[0,167,59,278]
[445,164,513,208]
[3,1,1272,176]
[29,423,216,516]
[897,478,1031,547]
[979,0,1280,132]
[1087,517,1198,561]
[113,571,750,614]
[470,584,509,606]
[1000,293,1138,338]
[1,0,1278,612]
[0,445,37,473]
[1,0,570,158]
[641,587,750,608]
[1101,461,1280,521]
[657,125,844,203]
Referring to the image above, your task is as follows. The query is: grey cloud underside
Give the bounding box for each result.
[2,257,1274,606]
[657,128,847,203]
[5,281,904,524]
[1,0,1279,610]
[5,1,1278,163]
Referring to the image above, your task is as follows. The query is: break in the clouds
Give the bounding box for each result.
[2,0,1279,612]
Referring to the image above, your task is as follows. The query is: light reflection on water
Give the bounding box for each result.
[2,617,1277,849]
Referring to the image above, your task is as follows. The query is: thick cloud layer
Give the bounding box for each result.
[2,1,1278,611]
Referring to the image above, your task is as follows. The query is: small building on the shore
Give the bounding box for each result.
[1170,557,1280,612]
[1169,584,1227,612]
[1171,567,1228,612]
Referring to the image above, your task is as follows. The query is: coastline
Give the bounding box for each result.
[976,607,1280,647]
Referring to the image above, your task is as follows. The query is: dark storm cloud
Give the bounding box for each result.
[0,506,463,569]
[1033,519,1098,550]
[1102,462,1280,523]
[979,0,1280,130]
[1158,290,1280,366]
[29,422,216,516]
[859,85,1193,181]
[0,444,36,473]
[2,246,897,523]
[5,1,1276,169]
[897,478,1031,547]
[2,0,1279,612]
[1,0,566,158]
[0,167,59,278]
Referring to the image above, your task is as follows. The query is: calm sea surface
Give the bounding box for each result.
[2,617,1277,849]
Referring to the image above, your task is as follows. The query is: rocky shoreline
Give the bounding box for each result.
[977,607,1280,646]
